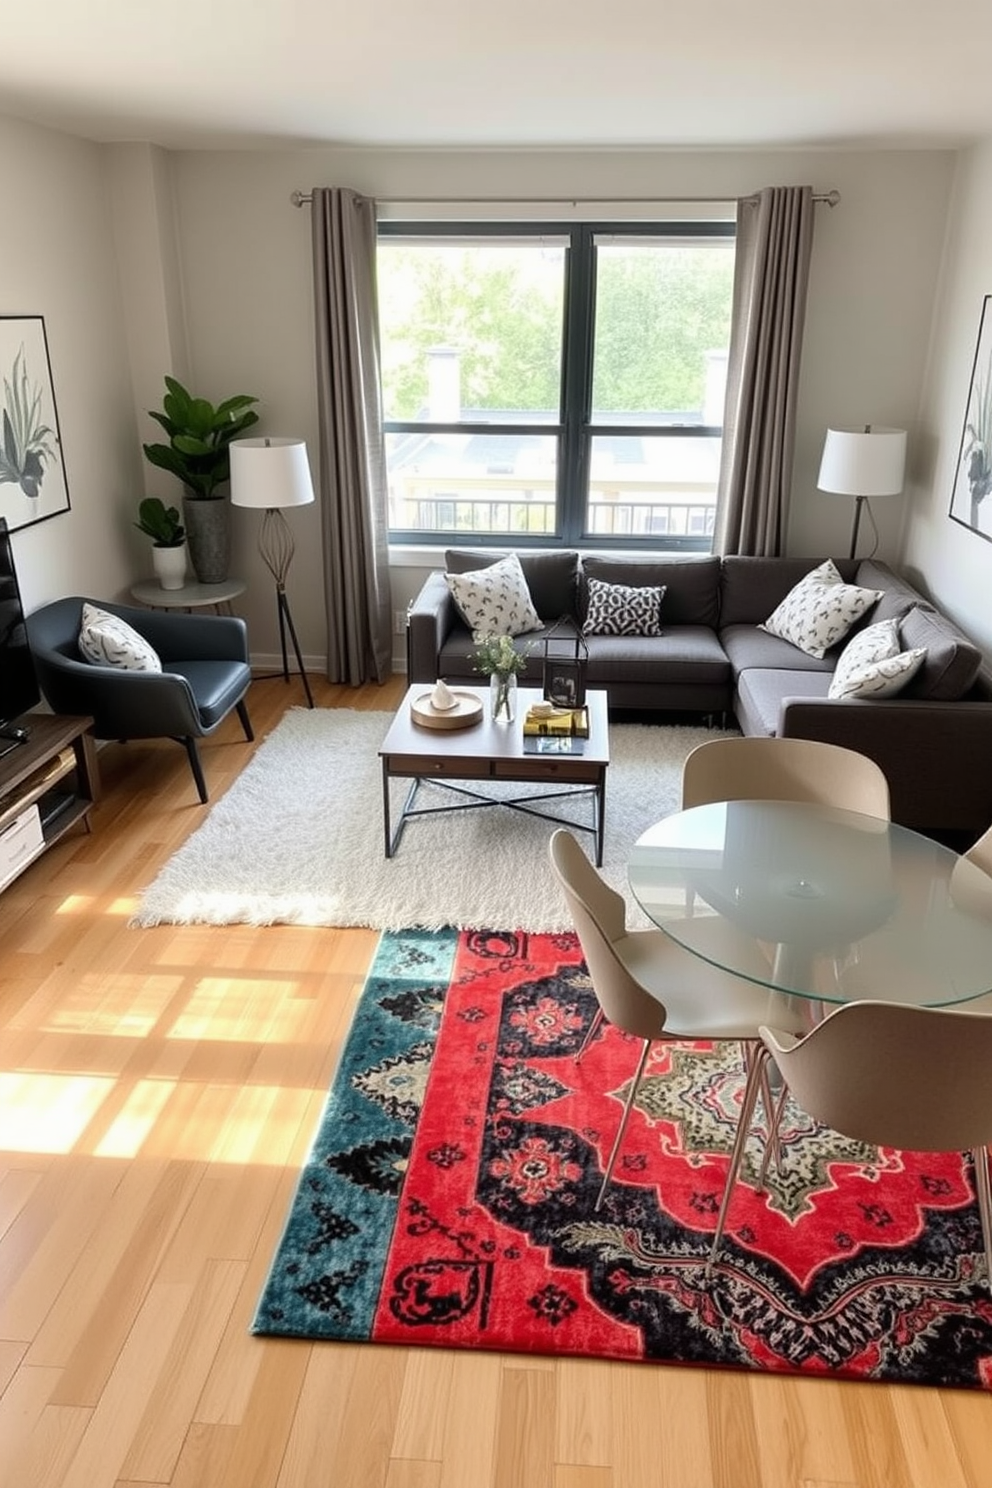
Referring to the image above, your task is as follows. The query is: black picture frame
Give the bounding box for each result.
[0,315,70,533]
[544,658,586,709]
[949,294,992,542]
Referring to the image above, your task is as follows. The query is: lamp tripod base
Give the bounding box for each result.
[274,583,314,709]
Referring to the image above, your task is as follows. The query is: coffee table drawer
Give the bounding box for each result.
[494,759,603,783]
[387,754,491,780]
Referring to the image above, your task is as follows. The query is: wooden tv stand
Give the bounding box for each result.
[0,713,99,894]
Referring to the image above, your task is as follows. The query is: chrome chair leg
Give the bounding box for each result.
[596,1037,652,1211]
[758,1082,791,1191]
[575,1006,605,1063]
[973,1143,992,1295]
[707,1045,771,1273]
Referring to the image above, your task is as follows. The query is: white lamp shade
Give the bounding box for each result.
[817,426,907,498]
[229,437,315,510]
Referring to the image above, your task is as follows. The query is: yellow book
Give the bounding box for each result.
[523,707,589,738]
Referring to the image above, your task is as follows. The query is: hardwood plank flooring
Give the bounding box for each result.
[0,674,988,1488]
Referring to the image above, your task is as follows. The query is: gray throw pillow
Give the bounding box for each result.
[900,606,983,700]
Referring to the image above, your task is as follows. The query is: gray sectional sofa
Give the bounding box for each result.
[406,548,992,838]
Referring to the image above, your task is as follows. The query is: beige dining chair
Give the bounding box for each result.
[681,736,891,818]
[758,1001,992,1292]
[549,827,795,1266]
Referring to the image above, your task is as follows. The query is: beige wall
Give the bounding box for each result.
[901,139,992,656]
[0,113,140,613]
[167,146,954,669]
[0,117,962,676]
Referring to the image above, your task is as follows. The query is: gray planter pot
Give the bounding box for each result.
[182,495,230,583]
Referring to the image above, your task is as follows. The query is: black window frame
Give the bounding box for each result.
[378,218,735,552]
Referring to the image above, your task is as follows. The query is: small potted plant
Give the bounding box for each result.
[135,496,187,590]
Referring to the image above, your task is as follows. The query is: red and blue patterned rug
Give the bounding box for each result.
[253,928,992,1387]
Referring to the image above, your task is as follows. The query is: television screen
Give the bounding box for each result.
[0,516,41,740]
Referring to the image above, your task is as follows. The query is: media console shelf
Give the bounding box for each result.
[0,713,98,894]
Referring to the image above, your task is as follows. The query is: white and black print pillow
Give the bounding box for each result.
[828,617,927,699]
[444,552,542,637]
[760,559,882,659]
[78,603,162,672]
[582,577,666,636]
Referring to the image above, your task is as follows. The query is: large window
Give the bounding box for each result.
[378,221,735,550]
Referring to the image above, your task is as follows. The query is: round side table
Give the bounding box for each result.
[130,578,247,616]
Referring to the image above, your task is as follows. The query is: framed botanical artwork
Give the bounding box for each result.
[0,316,70,532]
[949,294,992,542]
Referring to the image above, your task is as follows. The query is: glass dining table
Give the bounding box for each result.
[627,799,992,1017]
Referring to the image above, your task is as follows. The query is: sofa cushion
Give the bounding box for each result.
[719,623,837,675]
[582,554,721,627]
[585,627,730,687]
[759,559,883,659]
[444,552,542,637]
[852,559,924,627]
[78,603,162,672]
[582,576,665,636]
[719,555,860,627]
[900,605,983,700]
[445,548,579,621]
[827,619,927,700]
[735,667,832,737]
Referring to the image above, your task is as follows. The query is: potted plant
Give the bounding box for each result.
[142,376,259,583]
[135,496,187,591]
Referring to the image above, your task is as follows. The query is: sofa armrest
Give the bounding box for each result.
[778,696,992,834]
[407,570,459,682]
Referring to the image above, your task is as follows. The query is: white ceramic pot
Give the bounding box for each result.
[152,542,187,591]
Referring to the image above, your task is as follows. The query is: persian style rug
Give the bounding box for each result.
[132,708,736,932]
[253,928,992,1388]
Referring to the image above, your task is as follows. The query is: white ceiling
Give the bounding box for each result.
[0,0,989,152]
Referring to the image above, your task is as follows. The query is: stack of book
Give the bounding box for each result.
[522,705,589,738]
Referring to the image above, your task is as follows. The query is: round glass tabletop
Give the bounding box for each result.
[627,800,992,1008]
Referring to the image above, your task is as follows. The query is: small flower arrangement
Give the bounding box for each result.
[472,631,529,680]
[473,632,530,721]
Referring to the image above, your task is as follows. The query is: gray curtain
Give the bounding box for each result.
[311,187,392,684]
[713,186,815,557]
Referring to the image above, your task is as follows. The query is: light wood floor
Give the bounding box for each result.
[0,673,989,1488]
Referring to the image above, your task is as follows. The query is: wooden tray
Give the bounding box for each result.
[411,690,484,730]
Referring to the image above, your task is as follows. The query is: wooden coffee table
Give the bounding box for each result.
[379,685,610,863]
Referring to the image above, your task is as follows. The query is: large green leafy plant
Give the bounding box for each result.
[143,375,259,500]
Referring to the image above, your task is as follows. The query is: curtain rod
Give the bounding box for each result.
[290,188,840,208]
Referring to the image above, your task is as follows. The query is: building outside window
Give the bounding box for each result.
[377,221,735,551]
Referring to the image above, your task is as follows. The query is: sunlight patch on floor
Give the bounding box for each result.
[0,1072,115,1153]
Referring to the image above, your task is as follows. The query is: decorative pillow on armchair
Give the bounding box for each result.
[444,552,541,637]
[78,603,162,672]
[582,576,666,636]
[760,559,883,659]
[828,618,927,699]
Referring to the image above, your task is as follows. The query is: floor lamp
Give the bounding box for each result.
[230,436,315,709]
[817,425,907,560]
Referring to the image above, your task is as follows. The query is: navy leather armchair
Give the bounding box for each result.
[26,597,253,803]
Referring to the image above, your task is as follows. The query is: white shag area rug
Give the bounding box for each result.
[132,707,736,933]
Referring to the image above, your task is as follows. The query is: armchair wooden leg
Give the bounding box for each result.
[236,699,254,742]
[183,737,209,804]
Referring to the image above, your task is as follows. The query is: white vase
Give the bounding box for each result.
[152,542,187,591]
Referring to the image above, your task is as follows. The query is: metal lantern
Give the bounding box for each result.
[541,618,588,708]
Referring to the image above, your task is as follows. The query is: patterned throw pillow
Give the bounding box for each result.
[582,577,666,636]
[78,603,162,671]
[828,617,927,699]
[760,559,883,659]
[444,552,541,637]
